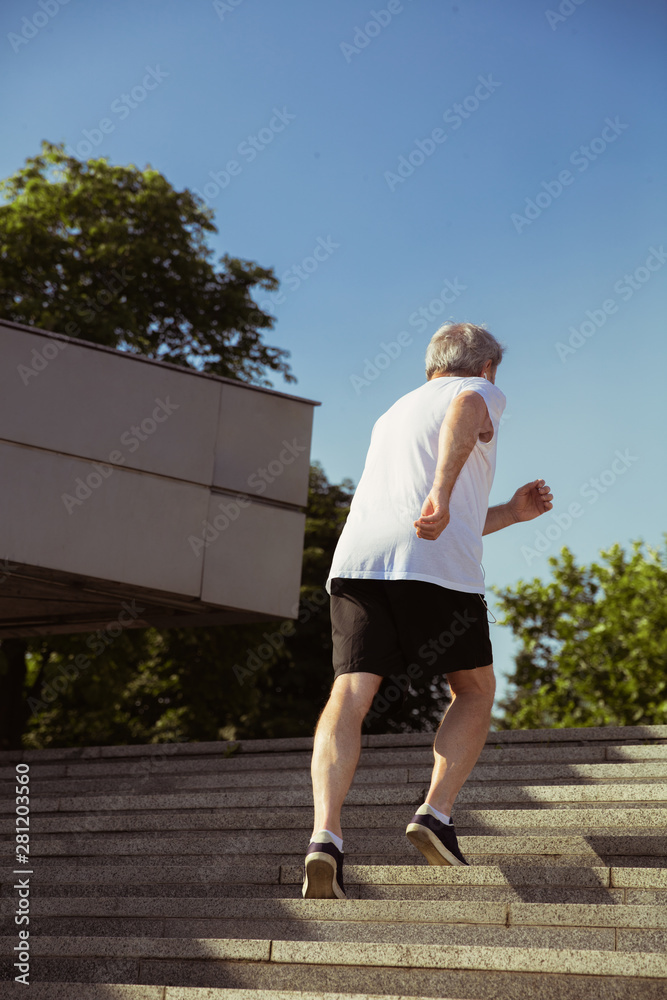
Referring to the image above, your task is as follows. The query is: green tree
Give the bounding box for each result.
[493,540,667,730]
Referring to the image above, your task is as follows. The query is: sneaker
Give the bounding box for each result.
[302,833,346,899]
[406,805,469,866]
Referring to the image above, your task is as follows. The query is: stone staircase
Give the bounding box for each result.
[1,723,667,998]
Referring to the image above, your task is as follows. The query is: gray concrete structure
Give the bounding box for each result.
[0,319,319,637]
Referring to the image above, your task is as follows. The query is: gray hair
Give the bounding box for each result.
[425,322,505,379]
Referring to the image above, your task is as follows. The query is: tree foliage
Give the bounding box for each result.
[493,540,667,729]
[0,140,293,386]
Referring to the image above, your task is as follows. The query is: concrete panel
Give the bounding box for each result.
[213,383,313,506]
[200,496,306,618]
[0,320,319,632]
[0,440,208,596]
[0,321,220,485]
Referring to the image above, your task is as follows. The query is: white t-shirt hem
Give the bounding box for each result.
[326,570,485,595]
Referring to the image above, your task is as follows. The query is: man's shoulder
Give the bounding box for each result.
[456,377,507,413]
[393,378,456,406]
[375,379,461,429]
[376,380,433,419]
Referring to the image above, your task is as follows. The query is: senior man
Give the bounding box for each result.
[302,322,554,899]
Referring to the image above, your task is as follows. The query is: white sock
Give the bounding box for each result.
[417,803,451,825]
[311,828,344,852]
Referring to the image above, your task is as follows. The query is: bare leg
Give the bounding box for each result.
[425,664,495,816]
[310,672,383,839]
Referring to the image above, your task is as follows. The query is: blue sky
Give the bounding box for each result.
[2,0,666,703]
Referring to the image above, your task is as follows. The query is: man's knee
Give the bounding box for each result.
[447,663,496,702]
[330,672,383,716]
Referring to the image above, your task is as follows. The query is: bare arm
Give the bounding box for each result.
[482,502,517,535]
[483,480,554,535]
[414,391,492,541]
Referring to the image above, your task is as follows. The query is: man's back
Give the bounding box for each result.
[326,375,506,595]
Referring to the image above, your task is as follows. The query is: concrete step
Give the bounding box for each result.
[455,805,667,830]
[3,870,663,905]
[8,805,667,839]
[0,987,472,1000]
[416,761,667,783]
[0,784,427,814]
[9,860,667,891]
[6,895,667,925]
[283,863,667,891]
[0,880,638,904]
[364,723,667,746]
[8,854,666,872]
[3,898,667,949]
[0,987,165,1000]
[1,935,665,997]
[0,722,664,765]
[0,766,412,799]
[4,781,666,817]
[3,860,282,885]
[0,723,665,776]
[7,832,666,864]
[4,740,667,786]
[4,870,650,905]
[0,914,634,951]
[3,759,666,800]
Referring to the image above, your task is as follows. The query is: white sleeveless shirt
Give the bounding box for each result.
[326,376,506,595]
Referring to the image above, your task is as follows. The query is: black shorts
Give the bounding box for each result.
[330,576,493,683]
